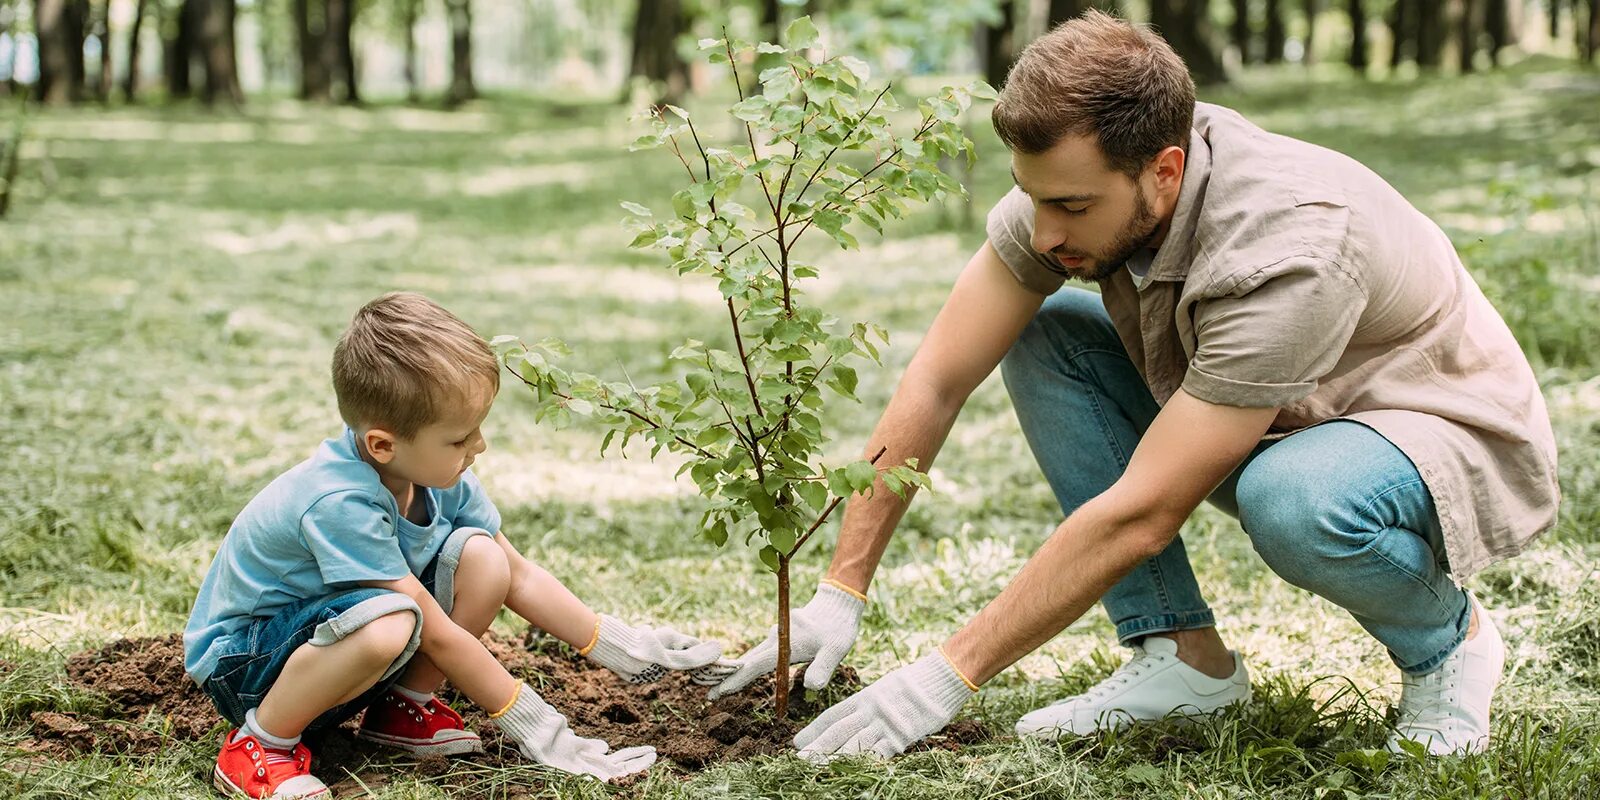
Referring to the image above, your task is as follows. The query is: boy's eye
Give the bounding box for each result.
[453,439,469,447]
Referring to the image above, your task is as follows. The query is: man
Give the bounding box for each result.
[709,11,1558,759]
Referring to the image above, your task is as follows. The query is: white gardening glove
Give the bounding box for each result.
[491,683,657,781]
[582,614,728,685]
[708,580,866,700]
[793,650,976,761]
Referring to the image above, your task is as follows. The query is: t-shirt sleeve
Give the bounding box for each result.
[448,470,502,534]
[299,491,411,585]
[1182,258,1367,408]
[984,186,1068,296]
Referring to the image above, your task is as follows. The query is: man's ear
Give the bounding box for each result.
[363,428,400,464]
[1150,145,1186,200]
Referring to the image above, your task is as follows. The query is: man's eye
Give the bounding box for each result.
[1060,205,1089,215]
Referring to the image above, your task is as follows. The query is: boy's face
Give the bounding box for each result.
[362,381,495,490]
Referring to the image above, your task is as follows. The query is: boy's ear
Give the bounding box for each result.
[363,428,400,464]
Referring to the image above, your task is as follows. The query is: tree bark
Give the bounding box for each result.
[1416,0,1445,68]
[0,0,12,96]
[626,0,687,106]
[293,0,327,100]
[1152,0,1229,84]
[401,0,420,103]
[123,0,148,101]
[445,0,475,105]
[92,0,111,102]
[35,0,72,104]
[1348,0,1368,71]
[1587,0,1599,63]
[1458,0,1482,72]
[319,0,356,103]
[1389,0,1414,68]
[198,0,243,106]
[1303,0,1319,64]
[1549,0,1562,40]
[1231,0,1251,63]
[1265,0,1287,62]
[1483,0,1507,66]
[975,0,1016,90]
[166,0,196,99]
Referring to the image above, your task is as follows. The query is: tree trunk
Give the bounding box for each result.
[35,0,72,104]
[92,0,111,101]
[293,0,327,100]
[0,105,24,218]
[198,0,243,106]
[1549,0,1562,40]
[1587,0,1599,63]
[319,0,356,103]
[0,0,11,96]
[65,0,88,98]
[774,556,791,719]
[1231,0,1251,63]
[1483,0,1507,66]
[1348,0,1368,71]
[1458,0,1481,72]
[975,0,1016,90]
[1265,0,1287,62]
[445,0,475,105]
[166,0,196,99]
[1152,0,1229,84]
[1416,0,1445,68]
[401,0,420,103]
[626,0,687,106]
[1303,0,1319,64]
[123,0,148,101]
[1389,0,1414,67]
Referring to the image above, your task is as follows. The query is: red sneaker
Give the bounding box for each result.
[357,690,483,756]
[212,730,329,799]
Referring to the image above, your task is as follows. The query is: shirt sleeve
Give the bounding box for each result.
[299,491,411,585]
[1181,258,1367,408]
[448,470,502,534]
[984,187,1068,296]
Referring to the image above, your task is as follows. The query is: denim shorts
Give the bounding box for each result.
[199,527,492,730]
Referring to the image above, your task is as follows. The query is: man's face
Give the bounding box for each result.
[374,382,495,490]
[1010,135,1179,282]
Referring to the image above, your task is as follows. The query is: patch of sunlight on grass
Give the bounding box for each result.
[201,211,420,256]
[423,163,595,197]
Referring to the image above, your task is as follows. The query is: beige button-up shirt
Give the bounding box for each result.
[986,102,1559,577]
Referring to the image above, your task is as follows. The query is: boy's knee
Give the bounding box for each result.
[350,609,420,664]
[457,533,511,596]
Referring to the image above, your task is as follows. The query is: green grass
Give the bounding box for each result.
[3,58,1599,798]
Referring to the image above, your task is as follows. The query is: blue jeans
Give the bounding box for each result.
[200,527,491,729]
[1001,289,1471,675]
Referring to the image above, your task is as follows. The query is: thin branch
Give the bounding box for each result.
[727,298,765,417]
[665,134,698,182]
[788,446,888,557]
[725,34,780,221]
[791,83,891,212]
[504,362,714,460]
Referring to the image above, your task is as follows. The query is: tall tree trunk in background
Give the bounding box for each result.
[293,0,327,100]
[35,0,73,104]
[401,0,420,102]
[445,0,475,105]
[198,0,243,106]
[1348,0,1368,71]
[167,0,196,98]
[1458,0,1482,72]
[626,0,687,106]
[1389,0,1414,67]
[1483,0,1507,66]
[1264,0,1287,62]
[320,0,356,103]
[1548,0,1561,39]
[0,0,12,96]
[1415,0,1445,68]
[1587,0,1599,63]
[123,0,148,101]
[92,0,111,101]
[1231,0,1252,63]
[1152,0,1229,84]
[1303,0,1319,64]
[1048,0,1088,26]
[974,0,1015,90]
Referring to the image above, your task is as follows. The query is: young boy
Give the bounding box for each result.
[184,292,728,799]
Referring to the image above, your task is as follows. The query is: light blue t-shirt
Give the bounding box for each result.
[183,428,501,682]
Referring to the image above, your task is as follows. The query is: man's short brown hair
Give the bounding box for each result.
[332,292,500,438]
[991,10,1196,177]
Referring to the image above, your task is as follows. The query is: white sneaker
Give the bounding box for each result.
[1014,636,1251,738]
[1387,594,1504,756]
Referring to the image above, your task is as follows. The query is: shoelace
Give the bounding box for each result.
[262,747,303,769]
[1398,660,1464,730]
[1052,648,1163,706]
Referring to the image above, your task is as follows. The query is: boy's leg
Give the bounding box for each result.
[392,527,511,694]
[254,608,420,735]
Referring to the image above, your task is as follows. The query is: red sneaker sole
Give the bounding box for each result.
[212,766,331,799]
[355,729,484,756]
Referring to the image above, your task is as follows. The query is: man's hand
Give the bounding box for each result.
[583,615,727,684]
[793,651,975,760]
[708,581,865,700]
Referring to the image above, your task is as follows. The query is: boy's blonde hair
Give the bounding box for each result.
[332,292,500,438]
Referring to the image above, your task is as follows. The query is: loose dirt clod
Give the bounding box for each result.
[19,632,988,789]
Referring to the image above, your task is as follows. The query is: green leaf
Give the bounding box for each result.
[664,104,690,120]
[803,76,837,103]
[566,398,594,415]
[704,517,730,547]
[784,16,820,49]
[768,525,796,554]
[756,42,788,54]
[758,545,781,573]
[828,364,857,397]
[672,189,697,219]
[838,56,871,83]
[697,38,724,51]
[827,468,853,498]
[844,460,878,493]
[798,480,828,513]
[762,67,799,100]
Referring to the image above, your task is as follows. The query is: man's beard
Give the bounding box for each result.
[1057,187,1162,283]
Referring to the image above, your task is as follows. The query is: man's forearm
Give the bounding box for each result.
[942,491,1184,684]
[828,377,965,593]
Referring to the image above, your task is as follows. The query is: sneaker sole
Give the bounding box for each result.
[355,729,484,756]
[212,767,331,800]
